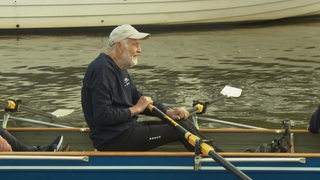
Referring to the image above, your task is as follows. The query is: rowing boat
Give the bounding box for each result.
[1,126,319,179]
[1,0,320,29]
[1,86,320,179]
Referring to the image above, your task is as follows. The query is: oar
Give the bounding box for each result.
[198,117,266,129]
[0,98,74,119]
[8,116,74,128]
[188,85,242,115]
[188,85,242,129]
[0,98,74,128]
[147,104,252,180]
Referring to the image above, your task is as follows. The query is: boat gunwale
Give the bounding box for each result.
[6,127,314,134]
[1,151,320,158]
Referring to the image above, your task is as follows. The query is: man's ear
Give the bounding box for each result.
[115,41,124,52]
[115,41,121,48]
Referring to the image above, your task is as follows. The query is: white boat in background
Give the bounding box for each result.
[1,0,320,29]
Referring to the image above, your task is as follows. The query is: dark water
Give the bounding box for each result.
[0,18,320,129]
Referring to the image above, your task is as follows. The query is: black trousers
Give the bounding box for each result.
[0,127,34,151]
[97,120,222,152]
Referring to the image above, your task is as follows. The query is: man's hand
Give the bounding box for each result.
[129,96,153,116]
[166,107,189,120]
[0,135,12,152]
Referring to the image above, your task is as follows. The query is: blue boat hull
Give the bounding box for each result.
[1,127,320,179]
[1,152,320,179]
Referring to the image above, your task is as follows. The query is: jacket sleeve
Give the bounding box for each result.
[129,77,168,116]
[308,105,320,133]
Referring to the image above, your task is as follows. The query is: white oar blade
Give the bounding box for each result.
[220,85,242,97]
[51,109,74,118]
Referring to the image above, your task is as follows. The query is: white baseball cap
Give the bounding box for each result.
[108,24,150,46]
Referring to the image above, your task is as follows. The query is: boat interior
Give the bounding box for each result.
[5,127,320,156]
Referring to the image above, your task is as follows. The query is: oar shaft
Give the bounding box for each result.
[10,116,73,128]
[188,96,225,115]
[19,105,56,118]
[147,104,252,180]
[208,151,252,180]
[187,133,251,180]
[198,117,266,129]
[0,98,55,118]
[0,100,10,109]
[207,96,225,104]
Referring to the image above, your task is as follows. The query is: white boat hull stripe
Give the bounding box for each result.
[0,166,319,171]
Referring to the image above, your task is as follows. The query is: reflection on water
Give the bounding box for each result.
[0,19,319,129]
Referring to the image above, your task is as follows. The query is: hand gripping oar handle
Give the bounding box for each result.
[147,104,252,180]
[189,85,242,115]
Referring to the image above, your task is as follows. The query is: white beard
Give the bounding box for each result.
[119,41,139,68]
[130,57,138,67]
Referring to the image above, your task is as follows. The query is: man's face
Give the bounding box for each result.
[119,39,142,68]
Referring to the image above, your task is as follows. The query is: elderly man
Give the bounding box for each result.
[81,24,221,152]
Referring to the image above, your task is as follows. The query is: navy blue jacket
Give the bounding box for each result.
[81,53,167,148]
